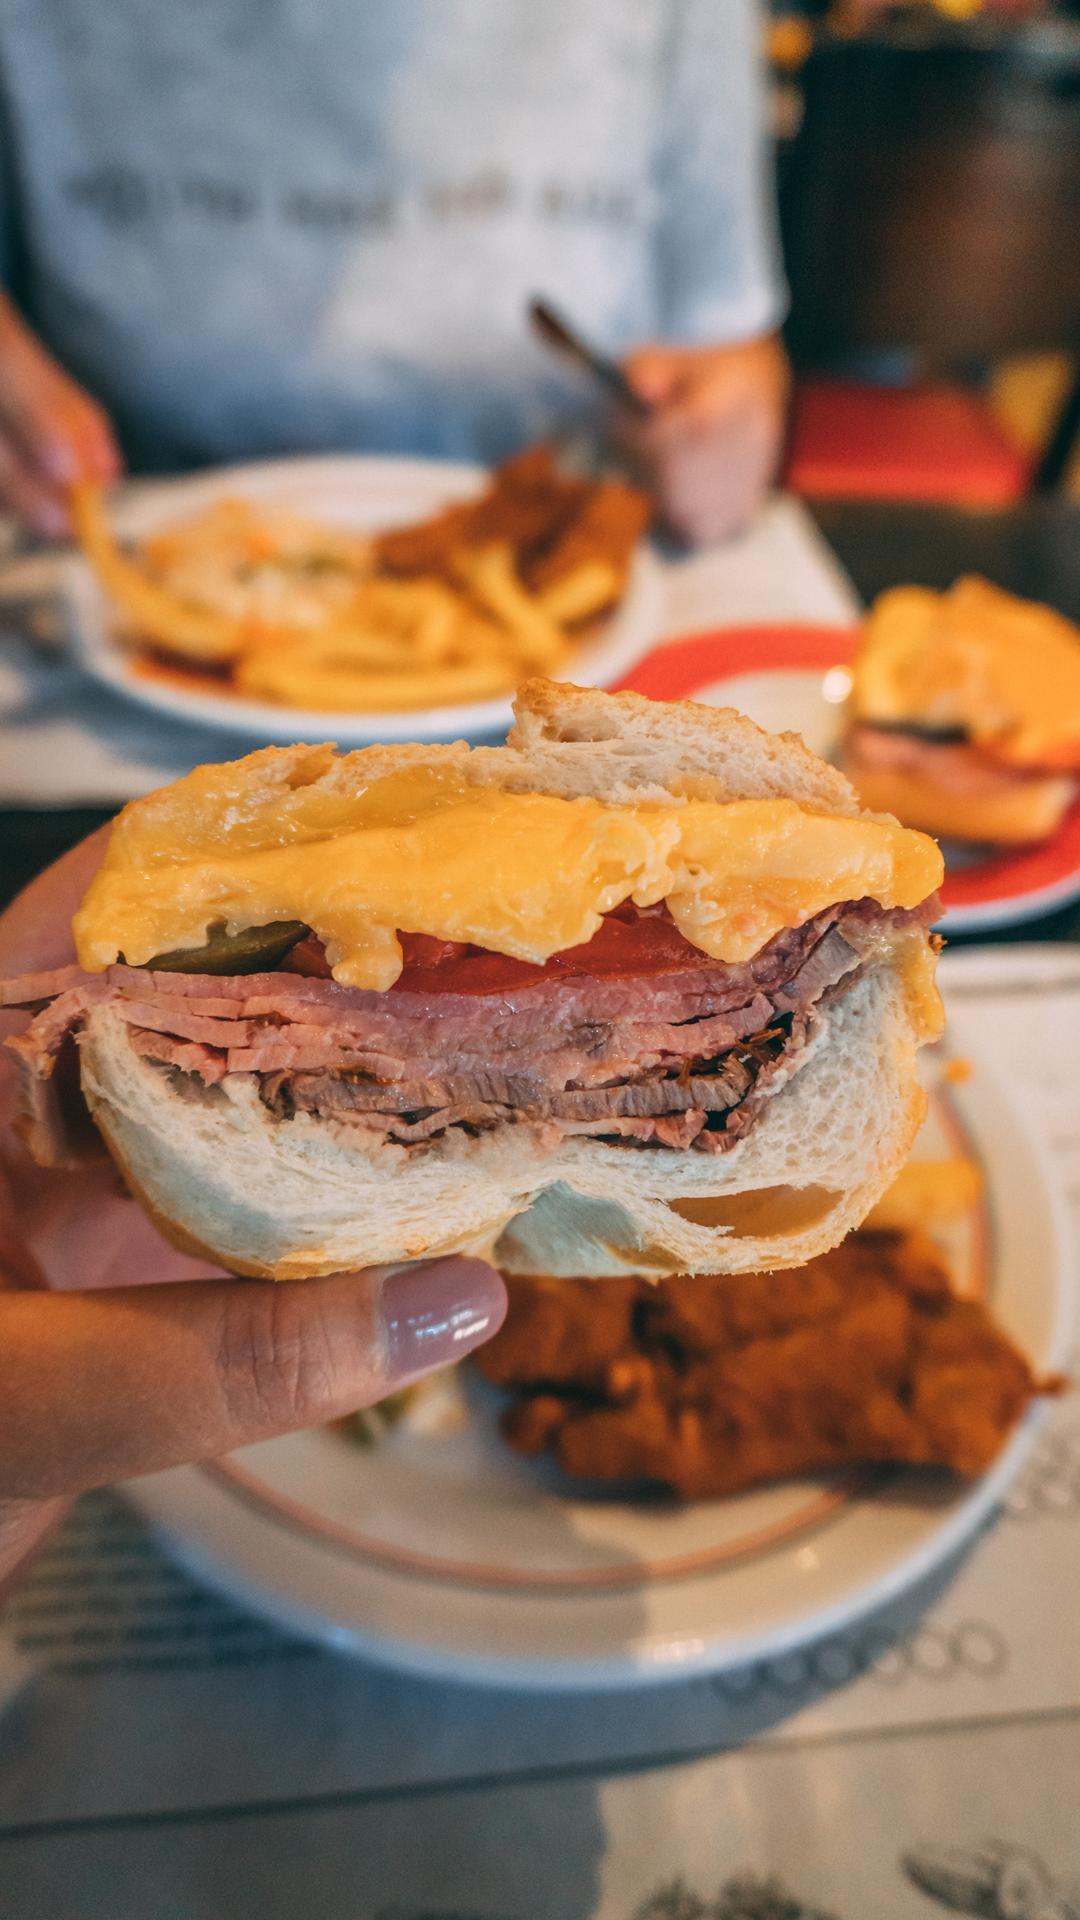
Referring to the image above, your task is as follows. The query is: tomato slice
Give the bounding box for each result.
[397,910,715,994]
[281,905,713,993]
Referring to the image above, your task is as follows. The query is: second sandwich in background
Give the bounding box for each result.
[844,576,1080,846]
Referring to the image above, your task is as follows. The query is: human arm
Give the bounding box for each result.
[0,290,121,536]
[0,836,504,1580]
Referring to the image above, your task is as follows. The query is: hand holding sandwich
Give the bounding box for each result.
[0,835,505,1588]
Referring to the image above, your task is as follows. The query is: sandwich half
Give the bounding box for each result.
[3,680,944,1279]
[844,577,1080,845]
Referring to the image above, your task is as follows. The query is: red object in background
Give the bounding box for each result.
[619,625,1080,932]
[784,378,1034,507]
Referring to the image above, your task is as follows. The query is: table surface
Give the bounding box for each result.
[2,496,1078,938]
[3,948,1079,1919]
[2,497,1079,1914]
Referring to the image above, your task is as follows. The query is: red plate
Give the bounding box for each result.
[618,626,1080,936]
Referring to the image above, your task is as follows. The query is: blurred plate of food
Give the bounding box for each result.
[621,581,1080,936]
[125,1041,1072,1689]
[62,449,664,744]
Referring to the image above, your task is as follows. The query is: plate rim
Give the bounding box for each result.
[125,1053,1074,1689]
[129,1409,1058,1694]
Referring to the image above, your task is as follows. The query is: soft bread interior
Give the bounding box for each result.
[78,963,926,1280]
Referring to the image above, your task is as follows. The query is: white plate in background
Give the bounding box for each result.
[64,455,666,746]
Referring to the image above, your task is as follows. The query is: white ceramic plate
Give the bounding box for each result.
[62,455,666,746]
[621,627,1080,938]
[127,1038,1074,1690]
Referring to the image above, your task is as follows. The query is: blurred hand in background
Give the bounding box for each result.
[617,334,790,548]
[0,290,122,539]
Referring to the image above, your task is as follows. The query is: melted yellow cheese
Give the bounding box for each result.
[854,577,1080,769]
[74,762,944,990]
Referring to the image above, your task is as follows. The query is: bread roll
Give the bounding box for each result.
[7,681,944,1279]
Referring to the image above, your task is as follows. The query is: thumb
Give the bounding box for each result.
[0,1259,506,1500]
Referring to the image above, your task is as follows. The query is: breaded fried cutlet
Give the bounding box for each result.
[373,446,582,580]
[374,445,647,601]
[476,1230,1060,1499]
[523,481,650,595]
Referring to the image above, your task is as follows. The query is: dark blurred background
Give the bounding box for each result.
[769,0,1080,505]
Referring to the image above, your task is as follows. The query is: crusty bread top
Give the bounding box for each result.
[103,679,863,859]
[495,680,861,814]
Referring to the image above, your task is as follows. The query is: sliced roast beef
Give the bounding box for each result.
[768,927,857,1012]
[267,1058,759,1127]
[1,897,928,1163]
[560,1112,713,1151]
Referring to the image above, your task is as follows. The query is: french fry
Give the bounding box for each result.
[864,1157,983,1231]
[186,553,534,707]
[409,592,459,665]
[71,482,247,665]
[242,623,417,670]
[455,545,572,671]
[236,642,518,711]
[537,560,620,626]
[320,580,479,668]
[444,611,526,666]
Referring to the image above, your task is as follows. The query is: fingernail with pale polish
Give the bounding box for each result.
[382,1259,507,1385]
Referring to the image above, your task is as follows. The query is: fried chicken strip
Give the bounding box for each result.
[374,445,648,604]
[477,1230,1061,1498]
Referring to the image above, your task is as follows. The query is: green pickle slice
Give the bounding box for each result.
[141,920,310,975]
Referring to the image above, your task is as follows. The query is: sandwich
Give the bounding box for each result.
[843,576,1080,845]
[2,680,944,1281]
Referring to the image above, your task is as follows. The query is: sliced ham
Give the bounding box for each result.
[769,928,859,1012]
[850,725,1049,797]
[559,1112,711,1151]
[125,1027,232,1084]
[7,1029,100,1168]
[0,962,93,1009]
[1,900,920,1163]
[265,1059,753,1121]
